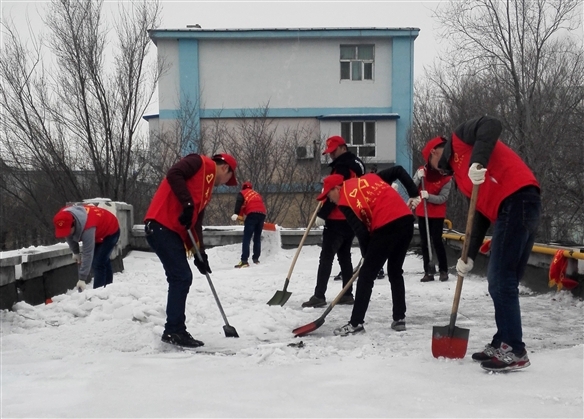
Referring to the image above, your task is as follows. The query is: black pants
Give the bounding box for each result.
[417,216,448,273]
[350,215,414,326]
[314,220,355,299]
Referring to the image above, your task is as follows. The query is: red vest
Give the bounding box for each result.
[144,155,216,243]
[83,205,119,243]
[338,174,412,232]
[450,133,539,222]
[414,165,452,218]
[329,168,359,221]
[240,189,266,216]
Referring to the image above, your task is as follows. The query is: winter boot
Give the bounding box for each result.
[333,272,342,281]
[376,269,385,279]
[333,322,365,336]
[301,295,326,308]
[421,273,435,282]
[161,331,204,348]
[234,261,250,268]
[480,343,531,372]
[252,259,260,264]
[439,271,449,282]
[472,343,498,361]
[338,294,355,305]
[391,319,406,331]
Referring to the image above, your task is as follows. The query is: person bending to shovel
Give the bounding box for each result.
[427,115,540,372]
[412,136,453,283]
[316,167,421,336]
[144,153,238,348]
[231,181,267,268]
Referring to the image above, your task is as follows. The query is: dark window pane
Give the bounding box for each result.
[352,62,362,80]
[340,62,350,79]
[341,122,351,143]
[340,45,355,59]
[359,146,376,157]
[352,122,364,145]
[358,45,374,60]
[347,146,358,155]
[364,63,373,80]
[365,122,375,143]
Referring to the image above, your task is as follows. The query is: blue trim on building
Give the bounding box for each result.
[178,39,201,155]
[391,36,415,174]
[158,107,399,120]
[150,28,420,44]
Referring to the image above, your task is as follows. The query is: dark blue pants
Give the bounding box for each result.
[92,229,120,288]
[350,215,414,326]
[241,212,266,262]
[487,186,540,353]
[314,220,355,299]
[145,221,192,334]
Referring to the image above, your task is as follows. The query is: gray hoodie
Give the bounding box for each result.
[63,205,96,282]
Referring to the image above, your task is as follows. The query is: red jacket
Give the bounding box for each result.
[414,166,452,218]
[450,133,539,222]
[84,205,119,243]
[144,155,216,244]
[239,189,266,216]
[338,174,412,232]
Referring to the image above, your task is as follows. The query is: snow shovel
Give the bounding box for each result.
[421,176,433,264]
[431,183,479,358]
[293,259,363,337]
[187,230,239,338]
[267,202,323,306]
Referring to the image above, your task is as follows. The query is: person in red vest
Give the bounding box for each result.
[302,135,365,308]
[231,181,267,268]
[53,204,120,291]
[316,167,421,336]
[144,153,237,348]
[428,115,541,372]
[412,136,453,282]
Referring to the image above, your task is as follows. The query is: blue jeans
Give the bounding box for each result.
[145,221,193,334]
[241,212,266,262]
[92,229,120,288]
[487,186,541,353]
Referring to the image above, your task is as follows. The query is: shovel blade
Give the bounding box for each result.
[267,290,292,306]
[431,325,470,359]
[293,318,325,337]
[223,325,239,338]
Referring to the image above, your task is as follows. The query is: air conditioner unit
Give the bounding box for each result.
[296,145,315,160]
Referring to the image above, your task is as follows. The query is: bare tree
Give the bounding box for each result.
[410,0,584,243]
[0,0,162,249]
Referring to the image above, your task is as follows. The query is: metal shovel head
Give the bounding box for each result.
[266,290,292,306]
[223,325,239,338]
[431,325,470,359]
[293,317,325,337]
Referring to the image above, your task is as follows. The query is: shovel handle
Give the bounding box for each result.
[421,176,433,263]
[285,202,323,279]
[449,184,480,329]
[321,259,363,319]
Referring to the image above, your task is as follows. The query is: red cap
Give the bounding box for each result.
[316,174,344,201]
[53,210,74,238]
[322,135,347,155]
[213,153,238,186]
[422,136,446,162]
[242,181,252,190]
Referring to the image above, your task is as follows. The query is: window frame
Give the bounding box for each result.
[340,44,375,81]
[340,121,377,158]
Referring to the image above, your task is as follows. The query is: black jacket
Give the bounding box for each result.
[318,151,365,219]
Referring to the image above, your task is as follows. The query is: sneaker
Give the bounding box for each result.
[376,269,385,279]
[333,272,342,281]
[481,343,531,372]
[234,261,250,268]
[439,271,449,282]
[161,331,204,348]
[421,274,435,282]
[334,322,365,336]
[252,259,260,264]
[472,343,498,362]
[338,294,355,305]
[391,319,406,331]
[301,295,326,308]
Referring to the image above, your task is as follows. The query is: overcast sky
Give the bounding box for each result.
[2,1,445,80]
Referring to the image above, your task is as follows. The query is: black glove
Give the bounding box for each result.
[193,252,212,275]
[178,204,195,228]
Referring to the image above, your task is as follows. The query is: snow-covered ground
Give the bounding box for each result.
[2,230,583,418]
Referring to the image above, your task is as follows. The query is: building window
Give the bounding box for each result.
[340,45,374,81]
[341,121,376,157]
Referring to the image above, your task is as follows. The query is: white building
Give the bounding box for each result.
[145,27,419,172]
